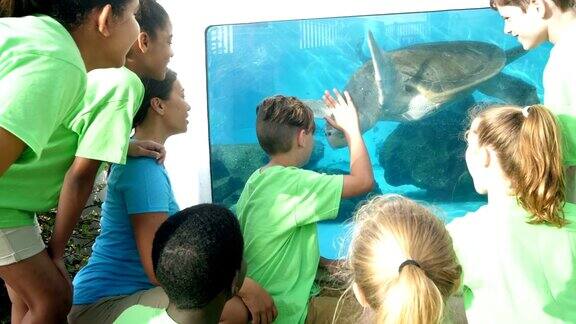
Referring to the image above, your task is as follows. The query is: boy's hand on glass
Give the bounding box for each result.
[238,277,278,324]
[128,139,166,164]
[323,89,361,135]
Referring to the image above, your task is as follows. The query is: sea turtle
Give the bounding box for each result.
[308,31,538,148]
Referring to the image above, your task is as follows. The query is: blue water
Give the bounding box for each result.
[206,8,552,259]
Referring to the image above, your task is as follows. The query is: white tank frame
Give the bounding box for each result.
[157,0,491,207]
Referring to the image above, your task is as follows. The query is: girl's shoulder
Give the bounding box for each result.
[109,157,166,184]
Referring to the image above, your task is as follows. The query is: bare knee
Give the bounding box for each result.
[0,250,72,324]
[29,286,72,323]
[7,282,70,324]
[10,276,72,323]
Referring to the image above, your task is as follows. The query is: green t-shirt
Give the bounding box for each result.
[0,67,144,228]
[447,197,576,323]
[115,305,176,324]
[543,24,576,166]
[0,15,86,228]
[236,166,343,324]
[0,15,86,158]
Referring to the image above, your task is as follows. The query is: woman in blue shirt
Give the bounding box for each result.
[72,70,276,324]
[71,69,186,323]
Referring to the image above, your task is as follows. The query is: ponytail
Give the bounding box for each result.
[378,266,444,324]
[348,195,461,324]
[474,104,566,227]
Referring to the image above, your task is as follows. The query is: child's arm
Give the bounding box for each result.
[238,277,278,324]
[0,127,26,178]
[323,90,374,198]
[131,212,168,285]
[48,141,165,275]
[48,157,101,280]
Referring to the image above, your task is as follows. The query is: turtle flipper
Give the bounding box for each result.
[477,72,540,105]
[367,30,401,107]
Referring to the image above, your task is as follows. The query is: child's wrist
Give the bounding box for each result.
[343,127,361,139]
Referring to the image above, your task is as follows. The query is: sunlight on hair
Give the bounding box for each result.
[373,231,407,276]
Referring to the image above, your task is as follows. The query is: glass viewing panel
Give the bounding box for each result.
[205,8,551,258]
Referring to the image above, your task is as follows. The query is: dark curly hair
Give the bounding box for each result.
[152,204,244,309]
[1,0,132,30]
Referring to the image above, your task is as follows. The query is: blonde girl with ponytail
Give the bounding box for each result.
[447,104,576,323]
[348,195,462,324]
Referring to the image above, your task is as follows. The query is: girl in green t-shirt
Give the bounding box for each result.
[346,195,462,324]
[448,104,576,322]
[464,104,566,228]
[0,0,140,323]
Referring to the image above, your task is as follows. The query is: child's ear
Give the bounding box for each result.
[150,97,166,116]
[352,282,369,308]
[136,32,150,54]
[296,129,307,148]
[531,0,548,18]
[96,4,113,38]
[482,147,493,168]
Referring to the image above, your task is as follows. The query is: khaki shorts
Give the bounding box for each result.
[68,286,169,324]
[0,221,45,266]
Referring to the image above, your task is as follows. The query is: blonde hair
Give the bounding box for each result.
[472,104,566,227]
[348,195,461,324]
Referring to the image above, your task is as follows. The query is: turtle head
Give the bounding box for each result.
[325,124,348,148]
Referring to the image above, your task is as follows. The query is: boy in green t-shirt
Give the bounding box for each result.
[115,204,246,324]
[236,91,374,324]
[490,0,576,201]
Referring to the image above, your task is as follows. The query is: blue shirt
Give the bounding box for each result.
[73,157,180,305]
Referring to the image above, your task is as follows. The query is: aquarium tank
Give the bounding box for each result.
[205,8,551,258]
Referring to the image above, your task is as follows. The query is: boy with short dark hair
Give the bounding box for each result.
[115,204,246,324]
[236,90,374,323]
[490,0,576,201]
